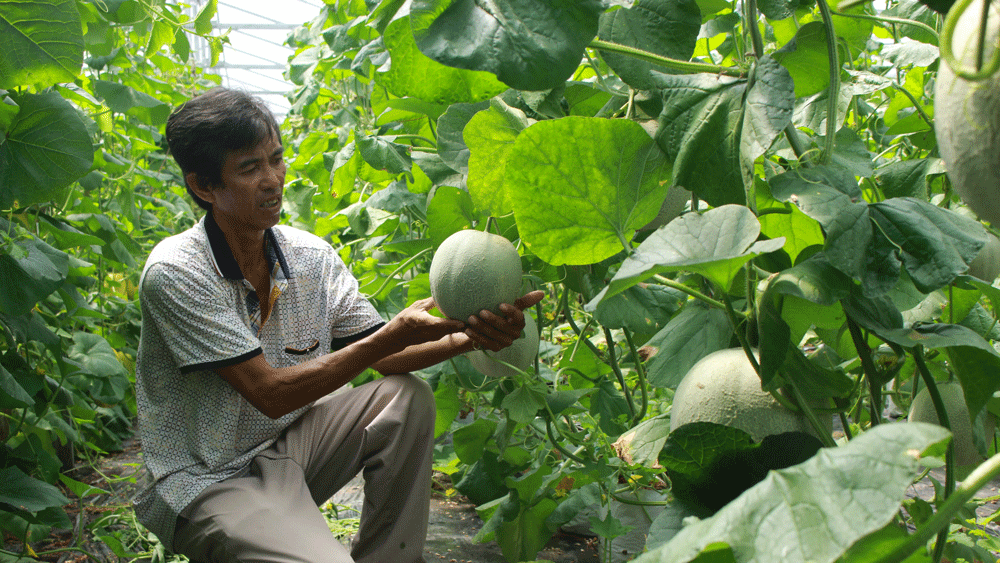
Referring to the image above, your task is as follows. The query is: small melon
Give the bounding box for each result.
[908,381,994,466]
[968,233,1000,281]
[669,348,825,442]
[429,229,522,321]
[467,314,539,378]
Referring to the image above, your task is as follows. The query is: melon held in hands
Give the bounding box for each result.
[429,229,523,321]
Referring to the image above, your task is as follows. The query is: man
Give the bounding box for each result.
[133,87,542,563]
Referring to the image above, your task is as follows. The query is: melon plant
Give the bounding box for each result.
[908,381,995,466]
[429,229,523,321]
[669,348,825,442]
[467,313,539,378]
[935,0,1000,226]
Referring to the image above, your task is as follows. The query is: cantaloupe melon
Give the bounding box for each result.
[669,348,826,441]
[908,381,995,466]
[429,229,522,321]
[467,314,539,378]
[935,0,1000,226]
[968,233,1000,281]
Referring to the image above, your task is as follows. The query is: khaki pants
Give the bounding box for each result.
[172,374,435,563]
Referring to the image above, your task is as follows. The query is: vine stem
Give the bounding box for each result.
[605,327,637,421]
[845,315,883,425]
[623,328,649,425]
[912,347,955,563]
[831,11,939,41]
[588,39,747,77]
[816,0,841,163]
[652,274,733,312]
[940,0,1000,80]
[788,382,838,448]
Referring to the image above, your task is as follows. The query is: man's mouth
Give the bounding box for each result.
[260,196,281,209]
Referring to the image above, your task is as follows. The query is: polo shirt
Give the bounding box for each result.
[132,213,385,550]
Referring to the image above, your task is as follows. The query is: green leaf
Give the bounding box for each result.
[378,17,507,105]
[651,73,746,207]
[436,100,490,174]
[434,380,461,438]
[0,235,69,316]
[758,0,804,20]
[425,186,480,246]
[592,284,683,333]
[410,0,604,91]
[0,91,93,208]
[93,79,171,125]
[741,56,795,163]
[945,346,1000,452]
[0,0,83,89]
[633,422,951,563]
[465,98,531,216]
[58,475,109,499]
[194,0,217,35]
[452,417,498,464]
[545,388,595,416]
[0,363,33,409]
[589,511,634,541]
[591,379,633,437]
[595,205,785,301]
[769,164,863,227]
[642,303,732,389]
[67,331,128,379]
[0,467,69,513]
[597,0,702,90]
[614,413,672,466]
[356,133,412,175]
[506,117,671,266]
[502,383,547,424]
[869,198,987,293]
[773,22,830,97]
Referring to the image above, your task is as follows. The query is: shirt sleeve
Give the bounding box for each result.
[325,249,387,344]
[141,262,262,373]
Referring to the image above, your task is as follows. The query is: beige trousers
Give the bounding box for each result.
[172,374,435,563]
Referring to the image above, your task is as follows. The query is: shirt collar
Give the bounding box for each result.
[204,212,292,280]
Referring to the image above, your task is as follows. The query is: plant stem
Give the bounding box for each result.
[746,0,766,57]
[845,315,883,425]
[652,274,732,312]
[912,347,955,563]
[562,289,606,364]
[604,327,637,421]
[831,11,939,41]
[940,0,1000,80]
[788,382,838,448]
[892,81,934,130]
[589,39,746,77]
[816,0,841,163]
[623,328,649,425]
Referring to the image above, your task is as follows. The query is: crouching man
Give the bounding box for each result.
[132,87,543,563]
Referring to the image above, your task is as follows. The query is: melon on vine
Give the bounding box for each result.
[467,314,539,378]
[429,229,523,321]
[669,348,828,441]
[908,381,995,466]
[935,0,1000,226]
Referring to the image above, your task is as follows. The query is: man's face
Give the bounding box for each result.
[207,132,286,233]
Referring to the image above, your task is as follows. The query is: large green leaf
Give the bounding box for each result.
[0,91,93,208]
[377,17,507,105]
[67,331,127,380]
[409,0,604,91]
[641,303,732,389]
[0,363,33,409]
[741,56,795,164]
[651,73,746,207]
[634,422,951,563]
[0,235,69,316]
[436,100,490,174]
[465,99,531,216]
[869,198,986,293]
[597,0,702,90]
[594,205,785,301]
[772,22,830,97]
[0,0,83,89]
[93,79,171,125]
[506,116,671,266]
[0,466,69,513]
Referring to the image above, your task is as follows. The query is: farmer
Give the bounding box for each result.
[132,87,543,563]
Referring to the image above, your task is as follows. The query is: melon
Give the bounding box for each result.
[429,229,522,321]
[908,381,994,466]
[669,348,826,442]
[467,314,539,378]
[968,233,1000,281]
[935,0,1000,226]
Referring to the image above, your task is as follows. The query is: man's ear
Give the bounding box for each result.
[186,172,215,204]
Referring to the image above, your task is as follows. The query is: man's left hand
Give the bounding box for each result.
[464,290,545,352]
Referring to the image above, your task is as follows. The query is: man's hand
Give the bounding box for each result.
[464,290,545,352]
[384,297,467,352]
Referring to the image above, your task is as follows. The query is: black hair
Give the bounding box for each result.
[165,88,281,211]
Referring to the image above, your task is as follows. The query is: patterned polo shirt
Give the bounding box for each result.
[132,212,385,550]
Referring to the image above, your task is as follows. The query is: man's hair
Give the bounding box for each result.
[165,88,281,211]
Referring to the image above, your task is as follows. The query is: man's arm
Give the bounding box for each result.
[217,291,544,418]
